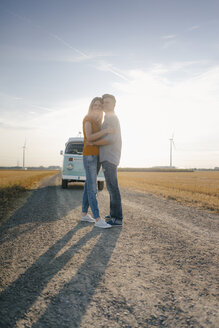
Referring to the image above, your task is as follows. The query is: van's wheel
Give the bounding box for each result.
[98,181,104,191]
[62,179,68,189]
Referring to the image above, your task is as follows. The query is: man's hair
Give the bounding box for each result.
[102,94,116,105]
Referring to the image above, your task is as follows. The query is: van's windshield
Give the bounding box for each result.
[65,143,83,155]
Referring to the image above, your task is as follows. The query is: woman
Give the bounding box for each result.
[81,97,112,228]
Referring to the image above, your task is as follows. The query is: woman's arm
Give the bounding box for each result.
[90,138,108,145]
[84,121,114,142]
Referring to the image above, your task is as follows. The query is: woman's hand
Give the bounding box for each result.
[86,140,94,146]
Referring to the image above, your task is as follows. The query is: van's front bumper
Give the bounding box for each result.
[62,175,105,181]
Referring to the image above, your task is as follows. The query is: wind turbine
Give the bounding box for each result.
[22,139,27,169]
[169,133,176,168]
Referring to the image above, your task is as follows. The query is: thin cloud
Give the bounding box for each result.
[6,9,110,65]
[0,90,54,114]
[0,121,34,130]
[0,90,23,101]
[6,9,90,61]
[113,64,219,167]
[30,105,53,112]
[162,34,177,40]
[6,9,127,81]
[0,44,114,64]
[153,60,207,74]
[161,35,177,49]
[188,25,200,31]
[163,40,176,49]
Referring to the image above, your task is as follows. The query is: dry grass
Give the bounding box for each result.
[118,171,219,213]
[0,170,59,221]
[0,170,59,188]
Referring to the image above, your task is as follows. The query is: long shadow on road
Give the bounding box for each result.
[0,223,121,328]
[33,227,121,328]
[0,181,121,327]
[0,182,84,243]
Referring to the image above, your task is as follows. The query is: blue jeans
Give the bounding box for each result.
[82,155,100,219]
[102,161,123,220]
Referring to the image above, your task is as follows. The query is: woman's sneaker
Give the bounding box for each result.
[95,218,112,229]
[81,214,95,223]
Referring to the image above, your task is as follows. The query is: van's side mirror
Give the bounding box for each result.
[60,150,63,155]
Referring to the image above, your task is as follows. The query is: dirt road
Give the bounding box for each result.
[0,174,218,328]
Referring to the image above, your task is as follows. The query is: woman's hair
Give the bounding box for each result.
[88,97,103,123]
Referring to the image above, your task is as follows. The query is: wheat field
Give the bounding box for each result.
[1,170,218,213]
[0,170,59,189]
[118,171,219,212]
[0,170,59,221]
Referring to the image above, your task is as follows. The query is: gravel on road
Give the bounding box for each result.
[0,174,218,328]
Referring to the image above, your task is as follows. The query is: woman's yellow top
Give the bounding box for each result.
[83,115,101,156]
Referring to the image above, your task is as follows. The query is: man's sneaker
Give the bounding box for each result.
[95,218,112,229]
[105,215,111,220]
[81,214,95,223]
[106,218,123,227]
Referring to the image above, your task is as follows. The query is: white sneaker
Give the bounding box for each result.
[94,218,112,229]
[81,214,95,223]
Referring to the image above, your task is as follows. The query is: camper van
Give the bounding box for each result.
[60,137,105,190]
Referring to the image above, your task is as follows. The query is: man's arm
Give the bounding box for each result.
[91,137,109,146]
[88,129,117,146]
[84,121,115,142]
[94,115,118,145]
[87,115,119,145]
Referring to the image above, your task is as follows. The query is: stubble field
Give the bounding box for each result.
[1,170,218,218]
[118,171,219,213]
[0,170,59,223]
[0,170,59,189]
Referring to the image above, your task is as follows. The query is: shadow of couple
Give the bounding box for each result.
[0,183,121,327]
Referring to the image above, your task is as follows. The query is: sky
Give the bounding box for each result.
[0,0,219,168]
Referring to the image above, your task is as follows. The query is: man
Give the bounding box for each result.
[90,94,123,226]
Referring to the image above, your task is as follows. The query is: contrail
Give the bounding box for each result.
[6,9,129,81]
[6,9,90,58]
[48,32,89,59]
[0,90,54,112]
[105,67,129,82]
[97,61,129,81]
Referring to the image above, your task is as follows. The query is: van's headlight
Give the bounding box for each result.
[67,164,73,170]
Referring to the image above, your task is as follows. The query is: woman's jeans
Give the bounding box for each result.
[82,155,100,219]
[102,161,123,220]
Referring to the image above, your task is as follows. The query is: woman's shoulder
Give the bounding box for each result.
[83,115,93,124]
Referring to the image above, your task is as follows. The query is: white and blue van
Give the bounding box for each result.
[60,137,105,190]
